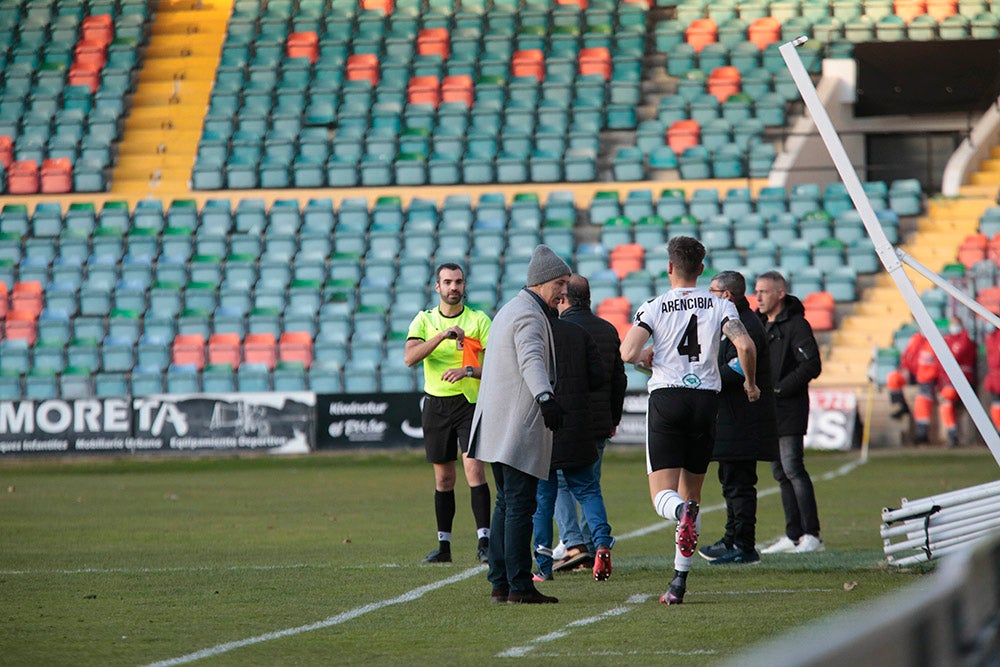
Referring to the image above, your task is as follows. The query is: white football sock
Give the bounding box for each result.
[653,489,683,522]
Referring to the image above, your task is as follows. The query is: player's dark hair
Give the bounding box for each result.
[435,263,465,283]
[566,274,591,309]
[667,236,706,280]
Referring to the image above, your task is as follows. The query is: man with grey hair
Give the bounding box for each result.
[699,270,778,565]
[754,270,823,554]
[470,245,571,604]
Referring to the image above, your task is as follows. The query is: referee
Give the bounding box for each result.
[405,263,493,563]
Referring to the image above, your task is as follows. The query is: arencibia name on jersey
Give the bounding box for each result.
[661,296,714,313]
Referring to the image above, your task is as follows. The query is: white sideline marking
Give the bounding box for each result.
[497,599,649,658]
[144,455,865,665]
[0,563,401,576]
[140,565,486,667]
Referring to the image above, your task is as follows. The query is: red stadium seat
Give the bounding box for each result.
[171,334,206,369]
[279,331,314,368]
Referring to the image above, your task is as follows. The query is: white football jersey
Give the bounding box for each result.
[633,287,738,393]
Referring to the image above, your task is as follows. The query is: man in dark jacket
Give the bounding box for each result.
[551,275,627,571]
[531,310,614,582]
[754,270,824,554]
[699,271,779,565]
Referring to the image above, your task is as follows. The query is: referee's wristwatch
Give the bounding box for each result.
[465,365,474,378]
[535,391,554,404]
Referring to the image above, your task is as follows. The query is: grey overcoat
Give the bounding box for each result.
[468,289,557,480]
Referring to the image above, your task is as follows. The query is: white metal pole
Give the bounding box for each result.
[895,249,1000,330]
[779,37,1000,463]
[882,481,1000,522]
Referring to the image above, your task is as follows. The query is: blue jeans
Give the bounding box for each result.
[770,434,821,541]
[533,460,613,577]
[553,440,607,552]
[488,463,539,594]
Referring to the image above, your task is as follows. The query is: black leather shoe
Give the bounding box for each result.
[490,588,509,603]
[507,589,558,604]
[422,549,452,563]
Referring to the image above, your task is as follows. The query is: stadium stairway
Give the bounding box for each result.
[110,0,233,198]
[817,195,994,388]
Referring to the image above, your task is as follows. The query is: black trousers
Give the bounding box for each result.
[717,460,758,552]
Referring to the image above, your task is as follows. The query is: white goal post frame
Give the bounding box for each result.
[779,37,1000,464]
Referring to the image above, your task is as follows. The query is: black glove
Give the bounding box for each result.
[539,399,566,431]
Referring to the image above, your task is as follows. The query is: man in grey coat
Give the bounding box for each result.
[469,244,571,604]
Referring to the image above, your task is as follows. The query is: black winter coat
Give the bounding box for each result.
[551,317,606,470]
[756,294,822,437]
[713,297,779,462]
[560,305,627,440]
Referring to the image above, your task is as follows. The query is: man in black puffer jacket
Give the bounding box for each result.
[550,275,627,572]
[699,271,778,565]
[754,270,823,555]
[531,306,614,582]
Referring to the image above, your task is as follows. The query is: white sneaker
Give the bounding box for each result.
[793,535,825,553]
[761,536,798,554]
[551,540,567,561]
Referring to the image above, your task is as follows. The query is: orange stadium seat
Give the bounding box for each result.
[803,291,835,331]
[207,332,242,368]
[957,233,988,267]
[40,158,73,194]
[346,54,380,85]
[0,281,7,319]
[685,18,718,53]
[578,47,611,79]
[667,119,700,153]
[407,76,441,107]
[11,281,43,318]
[894,0,927,22]
[279,331,315,368]
[417,28,450,59]
[926,0,957,21]
[609,243,645,279]
[172,334,206,369]
[0,135,12,169]
[73,39,108,70]
[748,17,781,50]
[4,309,38,345]
[441,75,473,107]
[707,66,741,102]
[286,31,319,63]
[7,160,39,194]
[81,14,114,46]
[512,49,545,81]
[244,332,278,369]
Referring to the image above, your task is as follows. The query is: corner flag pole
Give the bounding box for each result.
[778,37,1000,464]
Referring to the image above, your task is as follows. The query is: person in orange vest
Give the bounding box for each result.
[885,330,926,420]
[984,323,1000,431]
[936,319,977,446]
[887,320,977,445]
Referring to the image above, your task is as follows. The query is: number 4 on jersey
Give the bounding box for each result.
[676,314,701,361]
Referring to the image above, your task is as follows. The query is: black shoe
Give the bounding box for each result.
[659,575,686,605]
[698,539,732,561]
[490,588,509,603]
[422,548,452,563]
[708,546,761,565]
[507,589,558,604]
[477,538,489,563]
[890,405,910,420]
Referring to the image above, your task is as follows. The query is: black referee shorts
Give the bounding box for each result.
[421,394,475,464]
[646,387,719,475]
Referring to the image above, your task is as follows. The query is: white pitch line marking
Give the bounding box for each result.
[0,563,402,576]
[141,565,486,667]
[145,455,865,665]
[497,598,647,658]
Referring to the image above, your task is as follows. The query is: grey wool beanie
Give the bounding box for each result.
[526,244,572,286]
